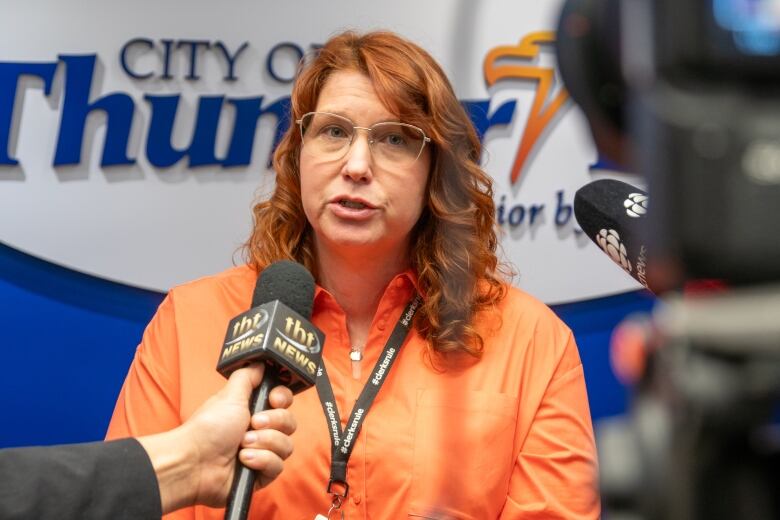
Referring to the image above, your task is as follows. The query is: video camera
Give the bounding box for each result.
[557,0,780,288]
[555,1,780,518]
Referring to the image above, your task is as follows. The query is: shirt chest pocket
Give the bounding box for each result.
[408,389,519,519]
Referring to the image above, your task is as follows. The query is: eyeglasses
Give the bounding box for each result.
[296,112,431,168]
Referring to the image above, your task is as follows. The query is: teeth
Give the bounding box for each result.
[339,200,366,209]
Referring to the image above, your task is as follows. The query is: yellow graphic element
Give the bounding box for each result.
[484,31,569,184]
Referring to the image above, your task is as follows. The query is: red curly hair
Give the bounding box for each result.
[245,30,507,357]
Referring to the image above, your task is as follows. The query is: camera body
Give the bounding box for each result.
[630,0,780,285]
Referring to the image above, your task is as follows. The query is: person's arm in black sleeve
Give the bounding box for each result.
[0,438,160,520]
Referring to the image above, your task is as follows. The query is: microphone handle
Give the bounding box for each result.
[223,365,281,520]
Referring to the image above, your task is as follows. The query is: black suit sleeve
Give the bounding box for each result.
[0,437,162,520]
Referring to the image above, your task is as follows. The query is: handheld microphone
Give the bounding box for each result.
[574,178,652,291]
[217,260,324,520]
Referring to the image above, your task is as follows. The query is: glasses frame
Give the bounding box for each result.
[296,111,432,167]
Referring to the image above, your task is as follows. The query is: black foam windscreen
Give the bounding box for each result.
[252,260,315,318]
[575,179,647,232]
[574,178,651,290]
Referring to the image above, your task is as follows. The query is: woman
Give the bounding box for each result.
[107,30,599,519]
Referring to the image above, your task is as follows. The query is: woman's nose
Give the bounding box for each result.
[342,131,373,182]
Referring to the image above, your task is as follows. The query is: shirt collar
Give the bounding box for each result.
[313,268,423,310]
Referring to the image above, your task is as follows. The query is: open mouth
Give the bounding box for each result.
[338,199,370,210]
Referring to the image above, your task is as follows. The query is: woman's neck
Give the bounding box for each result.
[316,242,409,347]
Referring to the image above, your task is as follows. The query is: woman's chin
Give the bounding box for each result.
[328,235,381,250]
[316,230,399,257]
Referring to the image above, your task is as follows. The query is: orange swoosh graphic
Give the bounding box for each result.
[484,31,569,184]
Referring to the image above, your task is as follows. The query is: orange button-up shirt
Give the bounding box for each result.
[106,265,599,519]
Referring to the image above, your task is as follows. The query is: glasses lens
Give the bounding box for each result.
[300,113,353,160]
[370,123,426,167]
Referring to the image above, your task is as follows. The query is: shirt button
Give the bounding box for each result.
[377,320,386,331]
[352,494,362,504]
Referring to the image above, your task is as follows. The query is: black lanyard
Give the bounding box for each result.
[315,294,421,501]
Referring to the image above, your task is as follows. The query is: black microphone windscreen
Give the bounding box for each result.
[575,179,647,233]
[253,260,315,318]
[574,179,651,290]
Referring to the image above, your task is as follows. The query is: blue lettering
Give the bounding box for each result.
[496,194,507,225]
[530,204,545,225]
[161,39,174,80]
[555,190,572,226]
[213,41,249,82]
[177,40,211,81]
[119,38,154,80]
[496,194,545,228]
[224,96,291,168]
[266,42,303,84]
[0,61,57,165]
[2,46,525,172]
[145,94,223,168]
[54,55,135,167]
[508,204,525,226]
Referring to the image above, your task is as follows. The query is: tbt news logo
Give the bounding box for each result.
[218,301,324,393]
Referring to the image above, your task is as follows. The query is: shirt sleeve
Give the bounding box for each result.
[500,331,600,519]
[0,438,161,520]
[105,294,194,520]
[106,294,182,439]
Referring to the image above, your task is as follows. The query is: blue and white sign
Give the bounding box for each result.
[0,0,640,303]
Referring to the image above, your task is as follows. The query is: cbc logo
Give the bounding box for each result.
[624,193,648,218]
[596,229,632,273]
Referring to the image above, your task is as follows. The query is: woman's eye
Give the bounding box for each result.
[383,133,406,146]
[322,126,349,139]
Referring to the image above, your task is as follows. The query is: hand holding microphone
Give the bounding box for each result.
[138,363,296,514]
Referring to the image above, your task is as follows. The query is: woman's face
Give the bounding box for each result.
[299,70,431,261]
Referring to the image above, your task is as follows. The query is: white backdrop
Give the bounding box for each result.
[0,0,640,303]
